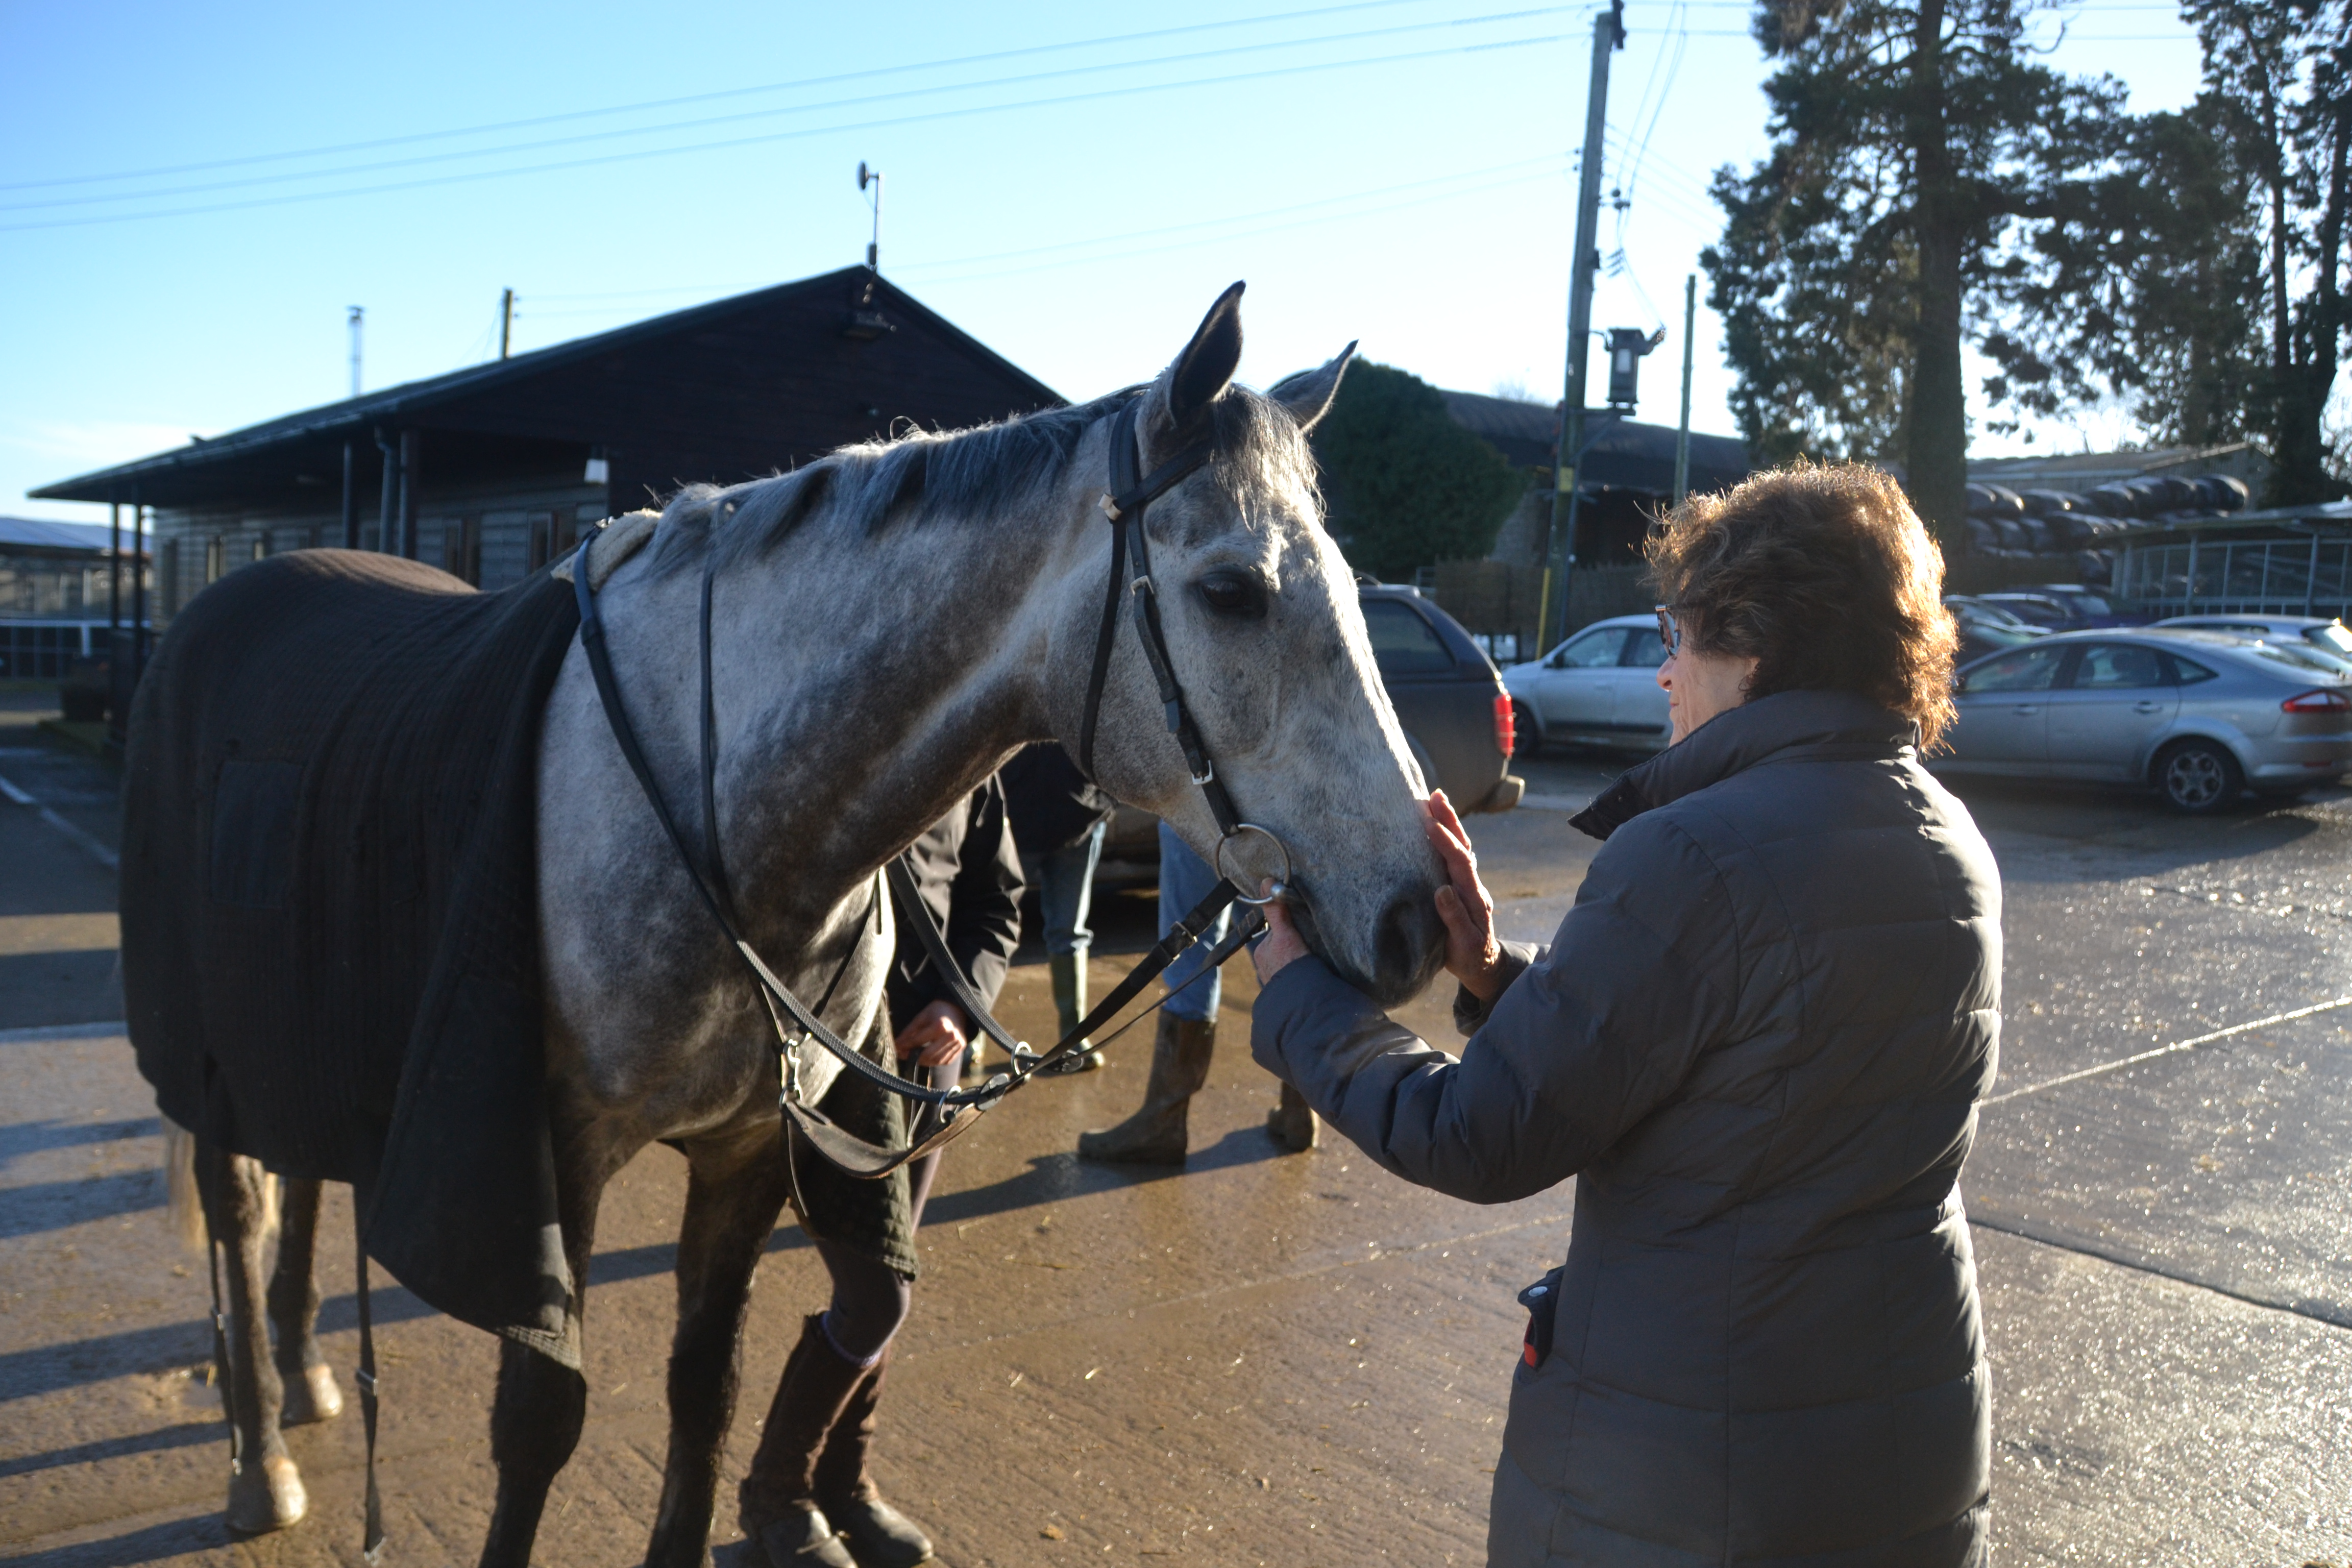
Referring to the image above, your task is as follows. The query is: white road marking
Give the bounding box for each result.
[0,772,119,871]
[1980,995,2352,1106]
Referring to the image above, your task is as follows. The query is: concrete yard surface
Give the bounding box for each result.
[1,732,2348,1564]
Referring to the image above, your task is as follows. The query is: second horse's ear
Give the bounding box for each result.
[1146,282,1246,442]
[1268,342,1357,433]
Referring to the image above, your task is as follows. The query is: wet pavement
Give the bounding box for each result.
[1,718,2347,1565]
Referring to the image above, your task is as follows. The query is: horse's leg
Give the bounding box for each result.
[266,1178,344,1426]
[477,1144,609,1568]
[194,1140,307,1534]
[644,1131,793,1568]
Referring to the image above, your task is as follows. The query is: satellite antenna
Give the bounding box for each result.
[857,162,883,271]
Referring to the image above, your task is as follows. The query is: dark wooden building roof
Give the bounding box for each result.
[33,268,1064,514]
[1437,389,1750,496]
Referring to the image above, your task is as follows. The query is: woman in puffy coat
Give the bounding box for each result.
[1251,464,1999,1566]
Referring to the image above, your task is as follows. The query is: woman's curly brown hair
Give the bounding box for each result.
[1644,462,1958,748]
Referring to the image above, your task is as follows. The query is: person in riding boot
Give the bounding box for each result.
[739,778,1022,1568]
[1001,742,1116,1075]
[1077,821,1316,1162]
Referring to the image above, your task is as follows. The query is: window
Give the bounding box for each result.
[443,517,481,585]
[2071,643,2165,689]
[1360,599,1455,677]
[252,533,271,562]
[2166,655,2219,685]
[205,536,226,584]
[1549,627,1627,669]
[1961,644,2067,692]
[1621,625,1668,668]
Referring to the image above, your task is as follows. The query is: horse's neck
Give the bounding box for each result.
[628,501,1086,949]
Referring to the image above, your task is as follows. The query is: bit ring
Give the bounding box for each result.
[1215,823,1293,907]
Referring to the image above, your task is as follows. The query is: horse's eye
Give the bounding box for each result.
[1195,570,1264,618]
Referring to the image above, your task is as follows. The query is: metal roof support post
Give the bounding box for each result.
[2185,533,2199,612]
[108,499,120,639]
[2305,527,2321,615]
[341,439,360,551]
[398,430,421,560]
[131,497,148,681]
[375,428,398,553]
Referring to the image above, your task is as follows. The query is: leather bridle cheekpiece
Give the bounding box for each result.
[572,393,1287,1178]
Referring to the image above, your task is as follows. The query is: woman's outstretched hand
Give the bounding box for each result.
[1426,790,1503,1002]
[1251,882,1311,986]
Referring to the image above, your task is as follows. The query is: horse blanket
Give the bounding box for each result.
[122,549,584,1363]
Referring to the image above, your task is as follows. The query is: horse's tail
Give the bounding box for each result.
[161,1114,279,1255]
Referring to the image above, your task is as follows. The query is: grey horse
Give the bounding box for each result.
[161,285,1448,1566]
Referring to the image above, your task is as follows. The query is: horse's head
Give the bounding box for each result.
[1058,284,1447,1007]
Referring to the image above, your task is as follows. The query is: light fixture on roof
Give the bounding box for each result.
[583,444,609,485]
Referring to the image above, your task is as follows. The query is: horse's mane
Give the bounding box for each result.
[642,381,1316,578]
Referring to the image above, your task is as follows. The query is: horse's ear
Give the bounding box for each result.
[1269,342,1357,433]
[1149,282,1246,437]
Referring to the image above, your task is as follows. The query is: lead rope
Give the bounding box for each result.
[356,1228,384,1562]
[204,1229,241,1474]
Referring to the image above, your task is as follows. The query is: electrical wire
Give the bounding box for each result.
[1,28,1578,233]
[0,0,1461,195]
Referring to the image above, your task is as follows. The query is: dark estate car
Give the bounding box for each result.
[1098,582,1523,875]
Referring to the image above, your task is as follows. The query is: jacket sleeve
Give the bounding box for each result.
[943,777,1025,1016]
[1250,813,1740,1204]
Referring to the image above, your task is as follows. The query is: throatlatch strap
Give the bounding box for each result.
[356,1231,385,1561]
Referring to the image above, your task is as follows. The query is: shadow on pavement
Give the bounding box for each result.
[0,1117,158,1168]
[0,1170,163,1241]
[0,1421,218,1483]
[0,1514,231,1567]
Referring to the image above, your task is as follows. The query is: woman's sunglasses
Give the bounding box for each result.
[1654,605,1683,657]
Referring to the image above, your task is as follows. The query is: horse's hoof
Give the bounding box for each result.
[280,1362,345,1425]
[226,1451,307,1535]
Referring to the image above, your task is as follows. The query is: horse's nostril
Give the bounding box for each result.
[1375,892,1443,988]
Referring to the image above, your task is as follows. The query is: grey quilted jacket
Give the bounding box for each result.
[1252,689,2000,1566]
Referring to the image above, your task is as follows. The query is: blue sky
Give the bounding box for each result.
[1,1,2203,522]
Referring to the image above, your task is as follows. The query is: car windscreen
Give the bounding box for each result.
[1549,626,1628,668]
[1621,625,1668,668]
[2312,624,2352,655]
[2056,592,2113,618]
[1360,598,1457,677]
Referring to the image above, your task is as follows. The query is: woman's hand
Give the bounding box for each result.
[1251,885,1311,986]
[1426,790,1503,1002]
[893,1000,970,1068]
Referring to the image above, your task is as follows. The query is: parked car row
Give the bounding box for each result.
[1501,601,2352,815]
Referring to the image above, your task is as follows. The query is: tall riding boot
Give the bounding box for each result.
[1044,951,1104,1073]
[1267,1081,1319,1153]
[1076,1013,1215,1164]
[813,1348,934,1568]
[739,1315,868,1568]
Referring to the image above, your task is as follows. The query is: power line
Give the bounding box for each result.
[0,0,1457,195]
[0,30,1578,234]
[0,7,1579,216]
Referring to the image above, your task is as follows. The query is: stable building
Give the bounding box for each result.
[31,268,1062,622]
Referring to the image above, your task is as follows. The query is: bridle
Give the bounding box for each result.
[571,393,1290,1178]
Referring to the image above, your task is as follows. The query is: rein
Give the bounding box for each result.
[570,394,1284,1178]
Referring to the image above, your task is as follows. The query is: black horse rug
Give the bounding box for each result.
[122,549,584,1363]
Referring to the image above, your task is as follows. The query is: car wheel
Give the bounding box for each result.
[1509,699,1540,758]
[2154,739,2243,814]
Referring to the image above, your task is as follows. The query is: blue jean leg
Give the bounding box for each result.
[1157,821,1231,1023]
[1033,821,1105,960]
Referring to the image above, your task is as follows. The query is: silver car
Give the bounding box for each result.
[2151,614,2352,674]
[1937,629,2352,812]
[1500,614,1671,752]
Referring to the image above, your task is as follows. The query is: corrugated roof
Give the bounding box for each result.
[0,516,119,553]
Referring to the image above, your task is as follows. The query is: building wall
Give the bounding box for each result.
[151,472,608,622]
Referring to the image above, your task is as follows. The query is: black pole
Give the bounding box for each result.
[341,437,359,550]
[108,499,121,637]
[375,427,398,553]
[398,429,421,559]
[131,497,148,681]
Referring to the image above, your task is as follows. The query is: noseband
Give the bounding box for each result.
[570,394,1287,1178]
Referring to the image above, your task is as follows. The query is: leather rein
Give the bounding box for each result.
[571,396,1288,1179]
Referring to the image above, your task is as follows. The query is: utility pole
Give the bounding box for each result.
[499,288,516,359]
[348,306,364,399]
[1674,273,1696,507]
[858,162,883,269]
[1542,0,1626,655]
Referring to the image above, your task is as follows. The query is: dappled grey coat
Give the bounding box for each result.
[1253,689,2001,1566]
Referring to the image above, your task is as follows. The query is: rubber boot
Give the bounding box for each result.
[1267,1081,1319,1153]
[813,1348,934,1567]
[1043,951,1104,1074]
[739,1315,867,1568]
[1076,1013,1215,1164]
